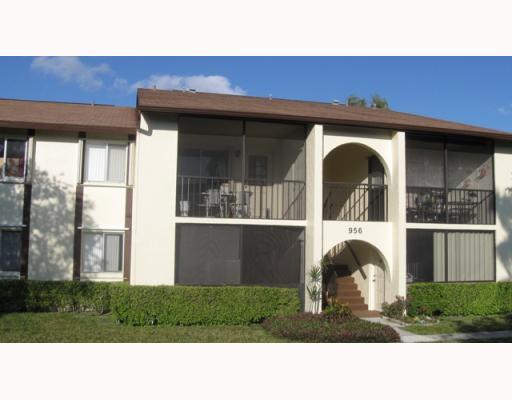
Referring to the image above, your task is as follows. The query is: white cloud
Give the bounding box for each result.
[31,57,112,91]
[498,104,512,115]
[127,74,246,95]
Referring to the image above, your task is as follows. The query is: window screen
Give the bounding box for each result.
[447,142,493,190]
[242,226,303,286]
[406,138,444,188]
[407,229,494,283]
[176,224,241,285]
[176,224,304,287]
[82,232,123,273]
[0,230,22,272]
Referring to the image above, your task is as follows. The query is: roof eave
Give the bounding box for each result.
[0,120,137,135]
[138,105,512,141]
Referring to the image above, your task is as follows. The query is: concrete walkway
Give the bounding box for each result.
[362,317,512,343]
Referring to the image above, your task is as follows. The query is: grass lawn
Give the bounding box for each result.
[0,312,287,343]
[404,314,512,335]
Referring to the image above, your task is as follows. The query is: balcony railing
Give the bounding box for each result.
[406,186,495,224]
[323,182,388,221]
[177,175,306,220]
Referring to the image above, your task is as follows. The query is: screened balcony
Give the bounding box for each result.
[323,143,388,222]
[406,135,495,225]
[176,117,306,220]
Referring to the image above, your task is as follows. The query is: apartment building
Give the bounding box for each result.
[1,89,511,313]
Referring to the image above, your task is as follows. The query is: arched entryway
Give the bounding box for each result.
[323,239,389,316]
[323,143,389,222]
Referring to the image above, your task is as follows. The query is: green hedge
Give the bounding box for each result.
[407,282,512,316]
[0,280,301,326]
[0,280,112,314]
[110,285,300,326]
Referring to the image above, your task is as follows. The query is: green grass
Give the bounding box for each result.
[404,314,512,335]
[0,312,287,343]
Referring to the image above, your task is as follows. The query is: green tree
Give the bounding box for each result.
[346,95,367,107]
[371,94,389,109]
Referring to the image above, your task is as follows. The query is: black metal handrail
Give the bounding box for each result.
[323,182,388,221]
[177,175,306,220]
[406,186,495,224]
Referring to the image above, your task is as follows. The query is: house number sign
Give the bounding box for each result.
[348,227,363,234]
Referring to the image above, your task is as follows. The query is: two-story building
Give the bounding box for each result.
[1,89,512,315]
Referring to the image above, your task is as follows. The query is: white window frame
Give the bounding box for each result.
[0,137,28,183]
[83,140,128,186]
[0,228,23,275]
[81,230,125,275]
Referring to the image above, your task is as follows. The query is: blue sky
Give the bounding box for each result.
[1,56,512,132]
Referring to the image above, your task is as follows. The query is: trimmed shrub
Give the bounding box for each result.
[262,313,401,343]
[407,282,512,317]
[382,296,408,320]
[110,285,300,326]
[323,301,354,323]
[0,280,113,314]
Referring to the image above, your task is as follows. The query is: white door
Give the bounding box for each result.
[369,264,386,311]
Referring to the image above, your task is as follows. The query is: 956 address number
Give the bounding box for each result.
[348,227,363,234]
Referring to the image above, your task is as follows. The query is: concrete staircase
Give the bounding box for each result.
[335,275,380,318]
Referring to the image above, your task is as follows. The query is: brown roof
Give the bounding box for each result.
[137,89,512,140]
[0,98,138,135]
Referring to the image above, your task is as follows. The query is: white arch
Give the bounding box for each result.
[323,141,391,184]
[323,239,390,277]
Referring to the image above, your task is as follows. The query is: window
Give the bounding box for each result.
[0,138,26,180]
[82,232,123,273]
[406,229,494,283]
[0,230,22,272]
[175,224,304,287]
[406,135,495,224]
[84,143,127,184]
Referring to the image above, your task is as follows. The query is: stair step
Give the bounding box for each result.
[335,289,361,297]
[336,286,358,292]
[336,296,365,305]
[347,303,369,311]
[353,310,381,318]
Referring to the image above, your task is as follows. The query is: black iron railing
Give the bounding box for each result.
[406,186,495,224]
[323,182,388,221]
[177,175,306,220]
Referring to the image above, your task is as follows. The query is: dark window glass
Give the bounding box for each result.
[248,156,268,180]
[407,230,436,283]
[175,224,304,287]
[0,140,4,179]
[0,231,22,272]
[201,150,228,178]
[406,139,444,188]
[5,140,25,178]
[242,226,303,286]
[178,149,200,176]
[176,225,241,285]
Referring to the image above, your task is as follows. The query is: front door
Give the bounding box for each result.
[369,263,386,311]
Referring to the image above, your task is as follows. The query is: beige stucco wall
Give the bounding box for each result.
[131,113,178,285]
[304,124,323,312]
[494,141,512,281]
[82,185,126,229]
[28,134,79,280]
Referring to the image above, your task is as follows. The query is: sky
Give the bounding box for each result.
[1,56,512,132]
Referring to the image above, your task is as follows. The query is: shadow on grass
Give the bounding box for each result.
[450,314,512,333]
